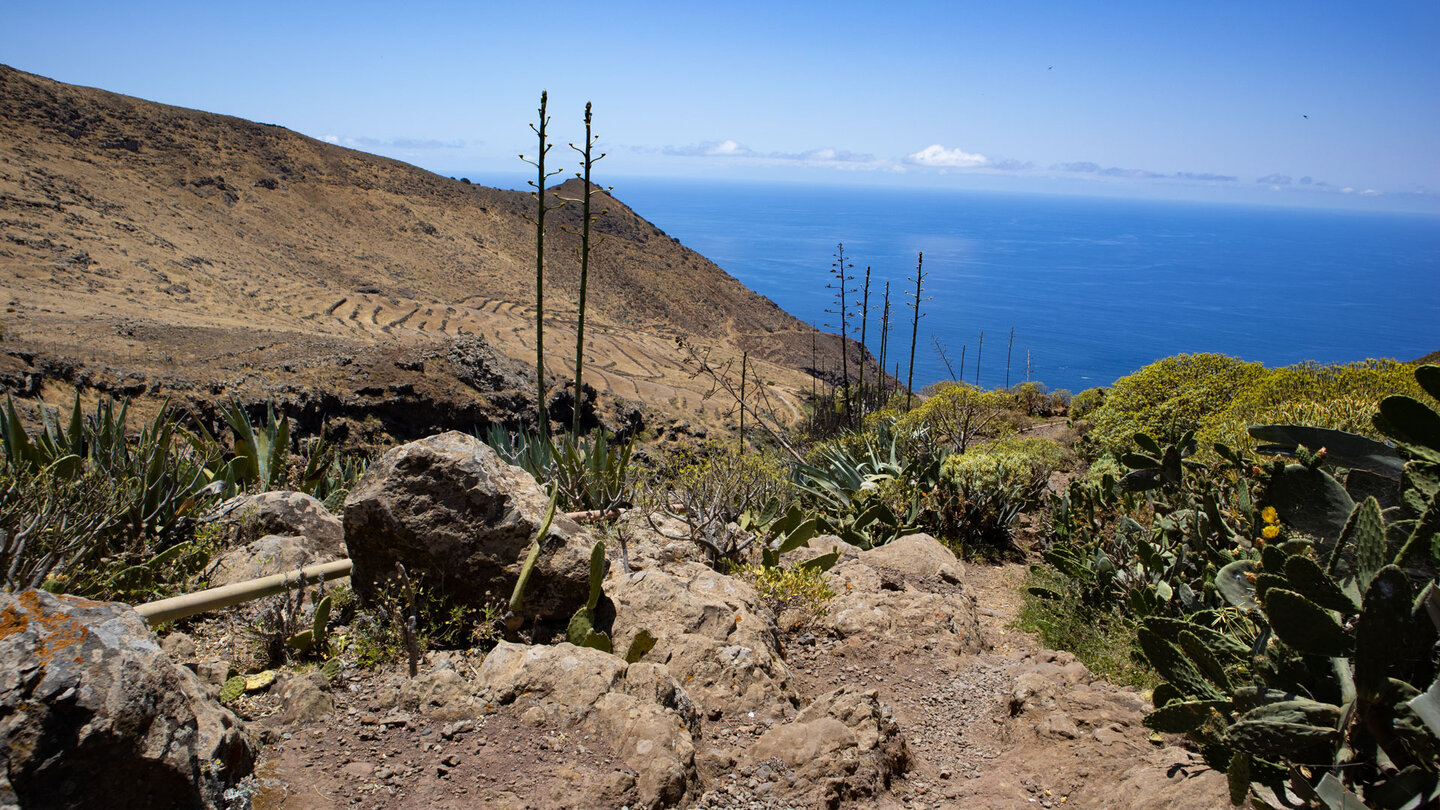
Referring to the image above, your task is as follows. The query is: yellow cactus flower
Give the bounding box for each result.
[1262,524,1280,539]
[1261,506,1278,524]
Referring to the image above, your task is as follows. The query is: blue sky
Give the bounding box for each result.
[4,1,1438,211]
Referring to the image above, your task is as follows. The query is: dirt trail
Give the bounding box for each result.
[692,562,1227,809]
[234,558,1225,810]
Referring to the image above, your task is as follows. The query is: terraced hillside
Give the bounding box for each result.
[0,65,851,437]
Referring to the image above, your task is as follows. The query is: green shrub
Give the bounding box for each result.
[1070,387,1106,419]
[643,441,792,562]
[896,381,1019,458]
[735,564,834,631]
[1087,354,1434,459]
[1016,566,1157,689]
[0,467,130,594]
[1086,353,1265,453]
[1008,381,1050,416]
[1048,389,1072,415]
[1037,364,1440,807]
[939,437,1063,494]
[1195,358,1433,453]
[931,437,1063,550]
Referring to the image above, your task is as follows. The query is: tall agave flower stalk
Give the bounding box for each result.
[520,91,564,437]
[878,281,891,401]
[562,102,607,437]
[826,244,856,426]
[858,266,871,416]
[905,252,928,411]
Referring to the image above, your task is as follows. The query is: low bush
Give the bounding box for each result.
[1085,353,1266,453]
[1085,354,1433,457]
[642,440,792,562]
[1070,387,1106,419]
[1194,357,1433,452]
[0,393,372,600]
[895,381,1019,459]
[1034,363,1440,807]
[930,437,1063,551]
[734,563,834,632]
[1015,565,1157,689]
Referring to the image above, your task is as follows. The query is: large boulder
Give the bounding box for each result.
[606,563,801,720]
[0,590,253,809]
[477,642,700,809]
[856,532,965,586]
[210,490,344,555]
[207,534,336,587]
[747,686,909,807]
[822,534,984,656]
[343,431,593,624]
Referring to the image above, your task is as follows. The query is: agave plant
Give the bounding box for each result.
[484,425,635,513]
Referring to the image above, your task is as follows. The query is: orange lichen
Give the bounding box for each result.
[0,604,29,640]
[7,590,94,667]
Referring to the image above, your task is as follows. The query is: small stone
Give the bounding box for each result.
[342,762,374,779]
[160,632,196,661]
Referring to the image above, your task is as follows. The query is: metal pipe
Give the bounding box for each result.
[133,509,630,625]
[135,559,352,626]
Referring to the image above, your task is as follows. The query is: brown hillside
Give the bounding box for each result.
[0,65,852,438]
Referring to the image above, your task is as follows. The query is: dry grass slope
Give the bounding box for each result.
[0,64,858,437]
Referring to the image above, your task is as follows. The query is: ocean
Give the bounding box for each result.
[474,174,1440,393]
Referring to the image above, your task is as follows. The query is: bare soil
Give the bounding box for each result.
[219,560,1225,810]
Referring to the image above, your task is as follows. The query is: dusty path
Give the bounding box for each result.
[230,557,1226,810]
[690,562,1227,810]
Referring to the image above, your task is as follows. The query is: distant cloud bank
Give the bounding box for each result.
[645,135,1417,202]
[321,134,466,150]
[904,144,989,168]
[1050,162,1236,182]
[662,140,892,170]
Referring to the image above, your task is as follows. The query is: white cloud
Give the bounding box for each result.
[661,141,897,171]
[707,139,751,156]
[905,144,990,168]
[316,133,464,150]
[664,140,756,157]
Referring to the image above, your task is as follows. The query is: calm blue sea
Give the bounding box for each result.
[475,174,1440,393]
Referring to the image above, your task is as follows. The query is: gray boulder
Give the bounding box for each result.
[210,490,344,555]
[343,431,593,624]
[208,533,337,587]
[0,590,253,809]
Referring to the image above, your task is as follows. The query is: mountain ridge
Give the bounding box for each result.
[0,64,854,439]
